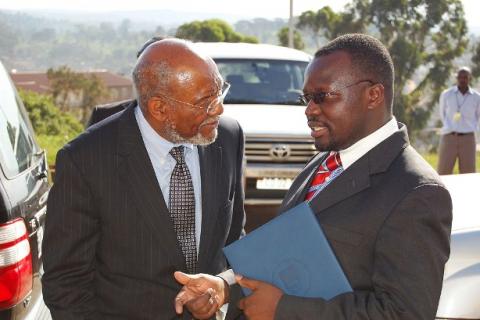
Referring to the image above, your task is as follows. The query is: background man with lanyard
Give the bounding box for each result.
[438,66,480,174]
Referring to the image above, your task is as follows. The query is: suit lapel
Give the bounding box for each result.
[309,156,371,213]
[306,124,410,215]
[282,153,327,211]
[197,144,222,270]
[117,105,186,269]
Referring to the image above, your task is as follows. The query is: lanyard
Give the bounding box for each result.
[455,90,470,112]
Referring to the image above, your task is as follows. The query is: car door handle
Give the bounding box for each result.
[36,170,48,180]
[29,217,39,232]
[34,149,48,180]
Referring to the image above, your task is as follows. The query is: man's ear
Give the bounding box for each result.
[367,83,385,110]
[147,97,168,121]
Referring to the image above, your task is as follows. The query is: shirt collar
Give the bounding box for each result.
[134,106,194,159]
[453,86,473,95]
[339,117,398,170]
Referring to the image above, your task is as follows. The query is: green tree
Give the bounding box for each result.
[47,65,83,111]
[31,28,56,42]
[19,90,84,165]
[235,18,287,44]
[79,73,109,122]
[47,65,109,123]
[297,6,364,48]
[296,0,468,135]
[118,19,132,36]
[472,41,480,79]
[176,19,258,43]
[277,27,305,50]
[19,90,83,137]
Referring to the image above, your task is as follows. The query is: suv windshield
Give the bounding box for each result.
[215,59,308,105]
[0,63,37,178]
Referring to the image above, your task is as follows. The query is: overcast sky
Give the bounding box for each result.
[1,0,479,29]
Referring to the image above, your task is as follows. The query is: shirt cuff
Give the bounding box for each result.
[215,270,234,320]
[217,303,229,320]
[217,269,236,286]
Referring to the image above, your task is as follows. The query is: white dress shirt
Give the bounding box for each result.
[439,86,480,134]
[135,106,202,252]
[339,116,399,169]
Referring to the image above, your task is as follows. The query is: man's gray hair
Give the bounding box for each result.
[132,59,173,110]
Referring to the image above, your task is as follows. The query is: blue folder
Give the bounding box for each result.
[223,202,352,299]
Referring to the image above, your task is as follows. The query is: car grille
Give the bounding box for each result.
[245,136,317,163]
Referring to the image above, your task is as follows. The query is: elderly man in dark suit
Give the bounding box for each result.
[42,38,245,319]
[178,34,452,320]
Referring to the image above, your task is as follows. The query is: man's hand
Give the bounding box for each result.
[236,275,283,320]
[174,271,229,319]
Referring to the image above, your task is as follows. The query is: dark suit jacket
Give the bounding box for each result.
[42,104,246,319]
[87,99,132,127]
[274,124,452,320]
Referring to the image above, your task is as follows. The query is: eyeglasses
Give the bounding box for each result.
[156,82,231,114]
[298,80,375,105]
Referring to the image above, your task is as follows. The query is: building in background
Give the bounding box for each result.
[10,70,134,108]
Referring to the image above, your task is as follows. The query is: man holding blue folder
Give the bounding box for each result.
[175,34,452,320]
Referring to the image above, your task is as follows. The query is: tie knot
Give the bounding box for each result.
[324,151,342,171]
[169,146,185,163]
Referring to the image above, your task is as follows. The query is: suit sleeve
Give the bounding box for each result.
[42,147,100,319]
[226,121,246,244]
[275,184,452,320]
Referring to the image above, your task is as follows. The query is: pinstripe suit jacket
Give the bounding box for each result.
[42,104,246,319]
[273,124,452,320]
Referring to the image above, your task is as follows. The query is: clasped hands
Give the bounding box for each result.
[174,271,228,319]
[174,271,283,320]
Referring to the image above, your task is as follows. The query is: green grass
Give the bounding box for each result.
[422,152,480,174]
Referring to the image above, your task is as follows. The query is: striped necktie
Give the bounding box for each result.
[305,152,343,202]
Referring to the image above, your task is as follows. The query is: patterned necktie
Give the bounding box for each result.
[169,146,197,273]
[305,151,343,201]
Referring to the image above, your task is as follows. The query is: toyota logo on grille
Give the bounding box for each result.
[270,144,291,160]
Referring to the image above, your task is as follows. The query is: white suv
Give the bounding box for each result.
[194,42,314,205]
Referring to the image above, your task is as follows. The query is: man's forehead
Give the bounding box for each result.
[170,57,218,79]
[169,67,222,99]
[306,53,354,84]
[457,70,470,77]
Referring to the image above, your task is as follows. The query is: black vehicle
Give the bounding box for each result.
[0,61,51,319]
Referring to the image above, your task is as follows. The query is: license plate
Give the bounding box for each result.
[256,178,293,190]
